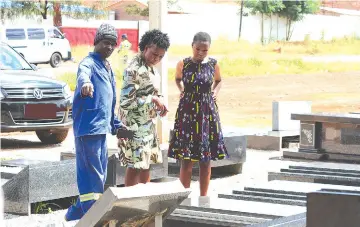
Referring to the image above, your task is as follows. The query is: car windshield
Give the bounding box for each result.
[0,44,32,70]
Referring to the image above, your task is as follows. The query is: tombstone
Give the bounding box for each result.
[75,180,191,227]
[283,112,360,162]
[271,101,312,132]
[168,127,247,175]
[1,159,77,215]
[61,148,169,188]
[307,191,360,227]
[247,101,311,151]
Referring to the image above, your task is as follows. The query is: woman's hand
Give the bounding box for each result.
[212,91,218,102]
[180,91,184,99]
[152,96,169,117]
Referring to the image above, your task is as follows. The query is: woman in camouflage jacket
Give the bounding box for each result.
[118,29,170,187]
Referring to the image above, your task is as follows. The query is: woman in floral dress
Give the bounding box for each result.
[168,32,228,196]
[118,29,170,187]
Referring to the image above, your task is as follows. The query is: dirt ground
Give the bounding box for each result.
[167,71,360,128]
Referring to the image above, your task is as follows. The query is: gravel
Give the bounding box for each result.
[4,210,78,227]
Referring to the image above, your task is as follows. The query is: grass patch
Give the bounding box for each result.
[60,37,360,88]
[169,36,360,56]
[218,57,360,77]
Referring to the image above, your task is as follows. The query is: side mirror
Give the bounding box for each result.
[30,64,38,71]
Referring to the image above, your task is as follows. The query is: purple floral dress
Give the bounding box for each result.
[168,57,228,162]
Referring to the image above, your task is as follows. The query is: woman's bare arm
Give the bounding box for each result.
[212,63,222,101]
[175,60,184,94]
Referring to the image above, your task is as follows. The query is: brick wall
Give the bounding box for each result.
[319,0,360,16]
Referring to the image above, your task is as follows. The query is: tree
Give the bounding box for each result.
[125,0,181,17]
[243,0,284,44]
[278,0,320,41]
[1,0,107,24]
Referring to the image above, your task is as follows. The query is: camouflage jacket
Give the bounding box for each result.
[119,54,161,134]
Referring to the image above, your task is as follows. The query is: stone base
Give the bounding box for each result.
[246,131,299,151]
[283,150,360,164]
[246,135,281,151]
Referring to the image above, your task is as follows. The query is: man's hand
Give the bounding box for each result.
[81,83,94,98]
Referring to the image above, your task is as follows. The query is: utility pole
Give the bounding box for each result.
[149,0,168,144]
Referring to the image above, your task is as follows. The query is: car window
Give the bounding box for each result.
[48,28,63,39]
[6,29,26,40]
[27,28,45,40]
[53,29,63,38]
[0,44,32,70]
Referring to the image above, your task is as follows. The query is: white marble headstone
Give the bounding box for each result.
[272,101,312,131]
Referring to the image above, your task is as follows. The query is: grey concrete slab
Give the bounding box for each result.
[268,171,360,187]
[1,159,49,168]
[307,191,360,227]
[179,197,305,217]
[291,112,360,124]
[218,194,306,206]
[75,180,191,227]
[239,180,360,194]
[284,150,360,163]
[166,208,272,227]
[2,159,77,215]
[246,135,281,151]
[249,212,306,227]
[233,189,306,200]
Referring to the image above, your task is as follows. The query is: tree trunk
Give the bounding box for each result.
[268,13,272,43]
[261,13,264,45]
[40,0,48,19]
[286,18,292,41]
[53,2,62,27]
[238,0,244,40]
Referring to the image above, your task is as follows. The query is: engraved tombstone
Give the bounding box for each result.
[300,123,315,147]
[75,180,191,227]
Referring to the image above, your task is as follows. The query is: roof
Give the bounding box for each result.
[106,0,188,14]
[320,6,360,16]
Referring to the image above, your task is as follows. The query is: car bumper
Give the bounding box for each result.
[1,97,73,133]
[1,121,73,132]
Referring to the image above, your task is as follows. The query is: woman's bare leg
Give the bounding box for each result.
[139,169,151,184]
[199,161,211,196]
[180,160,193,188]
[125,168,139,187]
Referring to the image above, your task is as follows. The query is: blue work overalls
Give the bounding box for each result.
[65,52,122,221]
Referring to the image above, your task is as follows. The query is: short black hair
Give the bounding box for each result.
[192,32,211,45]
[139,29,170,52]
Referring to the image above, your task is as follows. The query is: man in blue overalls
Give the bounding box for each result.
[65,23,125,221]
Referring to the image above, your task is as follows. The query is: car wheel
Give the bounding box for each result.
[36,129,69,144]
[50,53,61,68]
